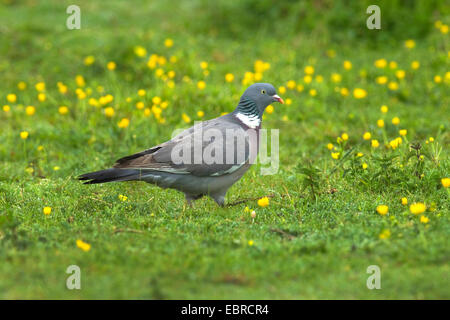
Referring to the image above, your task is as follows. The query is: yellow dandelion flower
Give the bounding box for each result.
[341,133,349,141]
[257,197,269,207]
[357,152,363,157]
[296,84,304,92]
[248,240,254,246]
[440,24,449,34]
[6,93,16,103]
[401,197,408,205]
[363,132,371,140]
[76,239,91,252]
[43,207,52,215]
[134,46,147,57]
[399,129,407,136]
[182,113,191,123]
[411,61,420,69]
[53,166,60,171]
[225,73,234,82]
[377,119,384,128]
[20,131,29,139]
[265,105,274,114]
[35,82,45,92]
[117,118,130,129]
[389,61,398,69]
[374,59,387,68]
[84,55,95,65]
[167,70,176,79]
[303,75,312,84]
[285,98,292,105]
[441,178,450,188]
[107,61,116,70]
[376,76,388,85]
[410,203,426,215]
[58,106,69,115]
[331,73,342,83]
[18,81,27,90]
[420,215,429,224]
[392,117,400,125]
[3,105,10,112]
[164,38,174,48]
[197,81,206,90]
[278,86,286,94]
[26,105,36,116]
[331,152,340,159]
[362,162,368,169]
[309,89,317,97]
[327,143,334,150]
[340,88,349,96]
[376,205,388,215]
[104,107,115,117]
[197,110,205,118]
[404,39,415,49]
[434,75,442,83]
[388,82,399,90]
[304,65,314,75]
[379,229,391,240]
[200,61,208,69]
[353,88,367,99]
[38,93,46,102]
[395,70,405,79]
[343,60,352,70]
[371,139,380,148]
[287,80,296,89]
[380,105,388,113]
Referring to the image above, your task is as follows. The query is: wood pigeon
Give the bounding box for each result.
[79,83,284,206]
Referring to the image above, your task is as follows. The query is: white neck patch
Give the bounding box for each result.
[235,112,261,129]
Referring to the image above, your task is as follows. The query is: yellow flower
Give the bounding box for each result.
[248,240,254,246]
[340,88,349,96]
[278,86,286,94]
[343,60,352,70]
[389,61,398,69]
[405,39,415,49]
[76,239,91,252]
[374,59,387,68]
[441,178,450,188]
[58,82,68,94]
[7,93,16,103]
[225,73,234,82]
[257,196,269,207]
[107,61,116,70]
[303,75,312,84]
[395,70,405,79]
[134,46,147,57]
[161,101,169,109]
[434,75,442,83]
[265,105,274,114]
[399,129,407,136]
[26,105,36,116]
[197,81,206,90]
[167,70,175,78]
[388,82,399,90]
[38,93,46,102]
[363,132,371,140]
[197,110,205,118]
[371,139,380,148]
[37,145,44,151]
[309,89,317,97]
[285,98,292,105]
[420,215,429,224]
[84,55,95,65]
[18,81,27,90]
[20,131,29,139]
[53,166,60,171]
[389,139,400,150]
[409,203,426,215]
[118,194,128,201]
[3,105,10,112]
[376,76,388,85]
[331,73,342,83]
[331,152,340,159]
[164,38,174,48]
[296,84,304,92]
[200,61,208,69]
[377,119,384,128]
[327,143,334,150]
[104,107,115,117]
[429,137,434,142]
[43,207,52,215]
[304,65,314,75]
[357,152,363,157]
[58,106,69,115]
[440,24,449,34]
[411,61,420,69]
[401,197,408,205]
[151,96,161,105]
[182,113,191,123]
[341,133,349,141]
[376,205,388,215]
[362,162,368,169]
[353,88,367,99]
[315,75,323,83]
[287,80,296,89]
[379,229,391,240]
[392,117,400,125]
[380,105,388,113]
[35,82,45,92]
[117,118,130,128]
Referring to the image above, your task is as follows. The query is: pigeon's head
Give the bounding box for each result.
[239,83,284,116]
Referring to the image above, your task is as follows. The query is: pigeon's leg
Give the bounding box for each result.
[210,191,227,207]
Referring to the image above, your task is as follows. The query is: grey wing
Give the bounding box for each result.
[114,119,257,177]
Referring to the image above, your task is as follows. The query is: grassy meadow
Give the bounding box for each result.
[0,0,449,299]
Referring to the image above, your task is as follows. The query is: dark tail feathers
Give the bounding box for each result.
[78,168,141,184]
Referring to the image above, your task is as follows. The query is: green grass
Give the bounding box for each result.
[0,0,449,299]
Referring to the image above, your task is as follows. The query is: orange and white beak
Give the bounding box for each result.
[272,94,284,104]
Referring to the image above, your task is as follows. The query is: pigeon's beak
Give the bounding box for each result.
[272,94,284,104]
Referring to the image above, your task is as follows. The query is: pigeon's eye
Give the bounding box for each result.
[261,89,266,94]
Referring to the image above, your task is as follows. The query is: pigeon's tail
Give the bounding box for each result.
[78,168,142,184]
